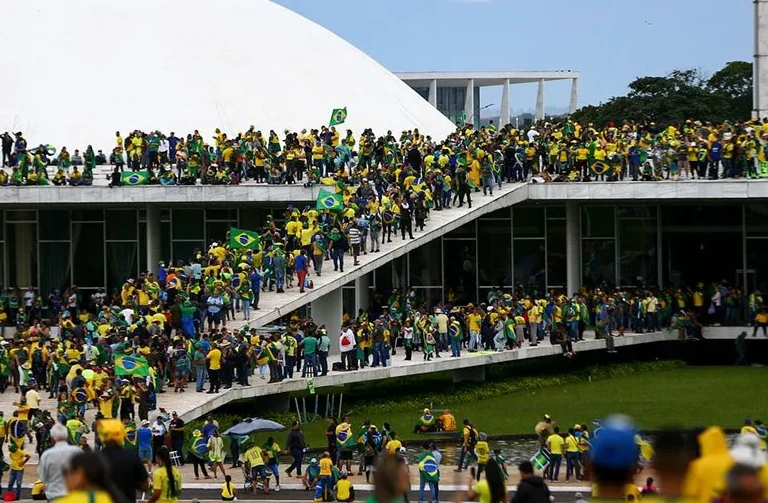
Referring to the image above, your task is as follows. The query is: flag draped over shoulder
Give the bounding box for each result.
[316,189,344,212]
[329,107,348,127]
[114,354,150,377]
[417,452,440,482]
[229,227,260,250]
[121,170,150,186]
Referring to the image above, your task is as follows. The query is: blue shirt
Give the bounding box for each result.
[250,271,262,291]
[207,295,223,314]
[295,255,308,272]
[711,142,722,161]
[137,427,152,449]
[202,422,217,440]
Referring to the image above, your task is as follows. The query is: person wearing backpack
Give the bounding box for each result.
[456,419,478,473]
[173,343,189,393]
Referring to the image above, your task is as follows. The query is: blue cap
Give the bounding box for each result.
[591,415,639,470]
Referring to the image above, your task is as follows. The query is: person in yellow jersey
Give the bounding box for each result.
[150,446,182,503]
[385,431,402,454]
[334,471,354,502]
[244,441,270,494]
[546,427,565,482]
[220,474,236,501]
[474,432,490,481]
[564,428,582,481]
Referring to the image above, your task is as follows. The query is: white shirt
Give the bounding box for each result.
[159,139,170,153]
[340,329,356,352]
[527,129,540,142]
[25,389,41,408]
[151,422,166,437]
[121,308,135,325]
[39,442,82,500]
[23,291,35,307]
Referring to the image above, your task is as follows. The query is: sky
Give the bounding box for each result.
[274,0,752,115]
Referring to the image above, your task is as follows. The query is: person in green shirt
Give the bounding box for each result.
[300,335,318,378]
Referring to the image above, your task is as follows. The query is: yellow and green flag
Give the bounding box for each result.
[114,354,150,377]
[329,107,347,127]
[121,170,150,186]
[316,189,344,212]
[229,227,260,250]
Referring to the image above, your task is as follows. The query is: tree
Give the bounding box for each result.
[571,62,752,127]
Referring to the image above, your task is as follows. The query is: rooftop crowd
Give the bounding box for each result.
[2,117,768,187]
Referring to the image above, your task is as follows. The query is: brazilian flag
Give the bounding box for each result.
[316,189,344,212]
[229,227,260,251]
[121,170,150,186]
[329,107,347,127]
[114,354,150,377]
[417,452,440,482]
[124,421,138,449]
[335,424,357,449]
[189,436,209,459]
[504,318,517,341]
[448,321,463,341]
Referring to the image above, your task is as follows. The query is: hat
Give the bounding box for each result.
[192,429,202,438]
[141,420,150,426]
[399,447,406,454]
[310,457,318,463]
[590,415,638,470]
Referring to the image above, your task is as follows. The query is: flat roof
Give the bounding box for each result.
[395,70,579,87]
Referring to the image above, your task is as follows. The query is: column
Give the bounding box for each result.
[312,287,343,356]
[569,78,579,114]
[428,79,437,108]
[146,205,161,275]
[355,273,370,315]
[464,78,475,126]
[754,0,768,118]
[499,78,510,127]
[566,201,580,296]
[535,79,545,121]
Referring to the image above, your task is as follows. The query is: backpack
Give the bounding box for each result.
[468,426,478,447]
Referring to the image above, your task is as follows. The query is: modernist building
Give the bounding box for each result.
[397,71,580,127]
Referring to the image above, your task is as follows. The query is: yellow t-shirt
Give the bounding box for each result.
[319,458,333,476]
[244,447,265,468]
[152,466,182,503]
[56,490,113,503]
[467,314,481,332]
[221,481,235,499]
[385,439,403,454]
[336,479,353,501]
[474,479,502,503]
[475,441,490,464]
[9,449,27,471]
[547,433,565,455]
[565,435,579,453]
[207,349,222,370]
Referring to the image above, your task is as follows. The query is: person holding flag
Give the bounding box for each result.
[418,441,440,503]
[449,316,463,358]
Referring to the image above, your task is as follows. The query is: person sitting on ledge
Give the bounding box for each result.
[413,408,438,434]
[438,409,457,432]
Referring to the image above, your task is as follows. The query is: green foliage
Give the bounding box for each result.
[571,62,752,127]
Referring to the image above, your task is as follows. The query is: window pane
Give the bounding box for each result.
[443,241,476,303]
[445,221,476,239]
[206,209,238,221]
[39,210,70,241]
[5,210,36,222]
[747,239,768,293]
[8,224,38,287]
[106,210,137,240]
[478,220,511,287]
[513,239,545,293]
[410,288,443,310]
[582,239,616,287]
[746,204,768,237]
[582,206,615,238]
[546,206,565,219]
[72,223,104,287]
[206,221,235,246]
[106,242,138,293]
[71,209,103,222]
[662,230,741,287]
[546,219,566,288]
[618,218,657,288]
[409,239,442,287]
[342,288,355,320]
[484,208,511,219]
[513,207,545,238]
[617,206,656,219]
[172,241,205,264]
[172,209,204,240]
[40,242,71,297]
[374,263,393,298]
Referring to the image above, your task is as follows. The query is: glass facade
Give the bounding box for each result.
[411,85,481,125]
[1,202,765,306]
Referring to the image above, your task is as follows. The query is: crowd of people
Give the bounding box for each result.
[2,118,768,187]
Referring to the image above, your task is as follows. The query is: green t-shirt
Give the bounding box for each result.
[302,336,317,355]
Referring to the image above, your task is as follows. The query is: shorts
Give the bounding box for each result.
[139,447,152,462]
[175,370,187,380]
[251,465,267,479]
[268,462,279,477]
[339,450,353,461]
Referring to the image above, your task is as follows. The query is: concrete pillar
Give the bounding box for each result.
[499,78,510,127]
[312,287,343,356]
[566,201,581,297]
[535,79,545,121]
[428,79,437,108]
[355,273,371,315]
[452,366,486,384]
[569,78,579,114]
[755,0,768,118]
[146,205,161,274]
[464,78,475,126]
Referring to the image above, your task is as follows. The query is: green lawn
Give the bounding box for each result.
[274,366,767,447]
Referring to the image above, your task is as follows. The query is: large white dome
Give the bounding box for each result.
[0,0,455,152]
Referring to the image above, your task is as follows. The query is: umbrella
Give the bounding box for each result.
[223,418,285,436]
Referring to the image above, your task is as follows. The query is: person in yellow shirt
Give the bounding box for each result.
[474,432,490,480]
[467,308,482,351]
[244,444,269,493]
[221,474,236,501]
[7,443,30,500]
[334,471,354,502]
[151,447,182,503]
[206,344,222,394]
[385,432,402,454]
[546,427,565,481]
[318,452,334,501]
[565,428,582,481]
